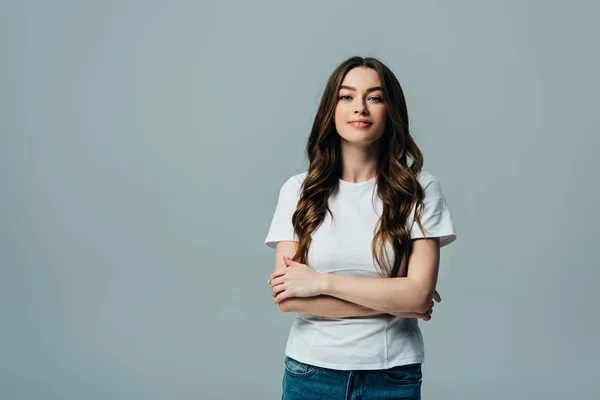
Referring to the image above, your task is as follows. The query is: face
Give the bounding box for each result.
[334,67,387,146]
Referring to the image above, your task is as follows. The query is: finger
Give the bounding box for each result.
[268,269,286,284]
[271,283,286,297]
[270,276,284,287]
[274,290,288,303]
[433,290,441,302]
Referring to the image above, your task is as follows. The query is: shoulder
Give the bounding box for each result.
[290,171,308,185]
[279,171,308,195]
[286,171,308,187]
[416,170,444,196]
[416,169,434,185]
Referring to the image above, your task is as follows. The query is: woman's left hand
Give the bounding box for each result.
[268,255,326,303]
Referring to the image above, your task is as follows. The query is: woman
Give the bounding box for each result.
[264,56,457,399]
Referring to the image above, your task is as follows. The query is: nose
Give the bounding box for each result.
[354,103,368,114]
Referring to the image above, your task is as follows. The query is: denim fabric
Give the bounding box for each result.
[282,356,422,400]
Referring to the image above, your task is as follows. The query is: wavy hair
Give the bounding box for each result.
[291,56,428,278]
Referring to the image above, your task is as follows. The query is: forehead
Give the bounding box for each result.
[340,67,381,89]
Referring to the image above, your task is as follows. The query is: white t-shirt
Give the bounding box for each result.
[264,170,457,370]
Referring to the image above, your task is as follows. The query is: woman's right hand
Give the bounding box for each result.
[389,289,441,321]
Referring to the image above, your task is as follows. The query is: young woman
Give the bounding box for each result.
[264,56,457,399]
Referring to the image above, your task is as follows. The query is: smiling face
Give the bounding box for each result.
[334,67,387,146]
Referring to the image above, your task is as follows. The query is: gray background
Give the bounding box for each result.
[1,0,598,399]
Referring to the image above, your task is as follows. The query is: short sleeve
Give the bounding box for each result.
[264,176,302,249]
[410,172,457,248]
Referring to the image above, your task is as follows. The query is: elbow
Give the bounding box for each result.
[278,299,294,313]
[413,287,435,314]
[414,301,430,314]
[278,303,289,313]
[391,280,434,314]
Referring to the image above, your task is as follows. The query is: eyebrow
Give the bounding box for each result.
[339,85,383,93]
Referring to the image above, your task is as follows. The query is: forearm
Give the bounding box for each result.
[321,275,430,314]
[281,295,392,318]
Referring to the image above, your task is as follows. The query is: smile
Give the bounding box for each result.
[348,122,372,128]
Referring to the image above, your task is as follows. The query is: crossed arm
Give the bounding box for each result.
[277,295,436,319]
[271,239,440,318]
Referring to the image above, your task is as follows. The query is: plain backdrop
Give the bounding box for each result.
[1,0,599,399]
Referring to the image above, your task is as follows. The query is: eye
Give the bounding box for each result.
[338,95,383,101]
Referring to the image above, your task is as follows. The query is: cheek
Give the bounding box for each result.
[334,106,346,130]
[375,109,388,126]
[375,106,387,118]
[334,103,345,118]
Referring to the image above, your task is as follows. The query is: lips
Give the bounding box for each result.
[348,121,372,127]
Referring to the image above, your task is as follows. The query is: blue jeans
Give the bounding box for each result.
[282,356,422,400]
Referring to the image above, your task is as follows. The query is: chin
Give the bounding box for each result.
[340,136,378,146]
[338,128,383,142]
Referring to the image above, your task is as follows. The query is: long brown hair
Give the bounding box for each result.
[291,56,427,278]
